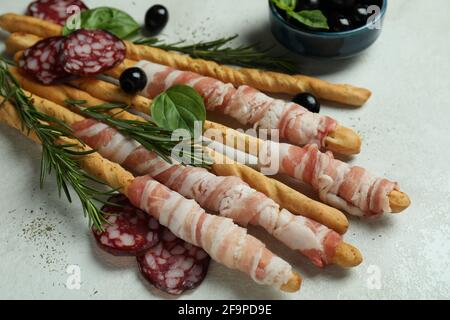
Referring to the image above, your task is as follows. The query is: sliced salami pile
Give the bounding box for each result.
[92,194,210,295]
[26,0,88,26]
[137,228,211,295]
[92,194,160,256]
[18,29,125,84]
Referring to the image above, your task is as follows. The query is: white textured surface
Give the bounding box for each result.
[0,0,449,300]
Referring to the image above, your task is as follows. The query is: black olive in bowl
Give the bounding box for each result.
[269,0,388,59]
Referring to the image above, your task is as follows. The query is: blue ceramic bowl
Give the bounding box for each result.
[269,0,388,59]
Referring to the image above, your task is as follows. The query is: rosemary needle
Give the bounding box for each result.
[65,100,213,169]
[0,60,114,230]
[133,35,297,74]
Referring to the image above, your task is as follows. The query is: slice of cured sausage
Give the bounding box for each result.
[18,36,69,84]
[26,0,88,26]
[92,194,160,256]
[61,29,126,76]
[137,228,211,295]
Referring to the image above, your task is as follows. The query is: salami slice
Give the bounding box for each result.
[92,194,160,256]
[26,0,88,26]
[137,228,210,295]
[18,36,69,85]
[61,29,126,76]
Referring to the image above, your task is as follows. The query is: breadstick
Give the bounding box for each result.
[0,100,302,292]
[0,13,372,106]
[11,67,349,234]
[0,13,62,38]
[205,122,409,216]
[13,73,362,268]
[10,42,407,217]
[72,73,407,216]
[72,118,360,268]
[7,33,362,155]
[4,32,42,55]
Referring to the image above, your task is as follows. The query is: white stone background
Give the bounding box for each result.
[0,0,449,300]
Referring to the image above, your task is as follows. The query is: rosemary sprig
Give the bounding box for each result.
[65,100,213,169]
[133,35,297,74]
[0,60,114,230]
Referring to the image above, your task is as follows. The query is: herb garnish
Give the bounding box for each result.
[151,85,206,135]
[134,35,297,73]
[65,100,212,169]
[271,0,329,30]
[0,60,114,230]
[62,7,141,39]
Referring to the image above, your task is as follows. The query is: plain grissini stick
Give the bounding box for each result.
[0,101,301,292]
[12,72,362,268]
[0,13,371,107]
[0,13,62,39]
[6,32,361,156]
[10,63,349,235]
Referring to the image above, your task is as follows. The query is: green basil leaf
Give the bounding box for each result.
[151,85,206,134]
[271,0,329,30]
[271,0,297,11]
[289,10,329,30]
[62,7,141,39]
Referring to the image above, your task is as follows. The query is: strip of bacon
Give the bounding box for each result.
[259,142,399,217]
[135,61,337,148]
[128,175,294,288]
[72,119,342,267]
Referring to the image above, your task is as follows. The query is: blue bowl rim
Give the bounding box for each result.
[269,0,388,38]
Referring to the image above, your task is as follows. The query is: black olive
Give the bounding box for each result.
[330,0,357,8]
[361,0,383,7]
[119,67,148,94]
[296,0,321,11]
[145,5,169,35]
[353,4,369,26]
[292,93,320,113]
[329,13,353,32]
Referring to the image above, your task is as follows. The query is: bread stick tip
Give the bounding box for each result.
[281,272,302,293]
[389,190,411,213]
[325,125,361,155]
[332,242,363,268]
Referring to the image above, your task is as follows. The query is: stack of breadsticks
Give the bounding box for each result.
[0,13,411,293]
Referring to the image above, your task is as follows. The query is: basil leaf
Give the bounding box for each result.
[151,85,206,134]
[62,7,141,39]
[290,10,329,30]
[271,0,329,30]
[271,0,297,11]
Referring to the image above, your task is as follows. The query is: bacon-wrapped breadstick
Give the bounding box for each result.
[10,69,361,267]
[204,116,410,216]
[10,54,406,218]
[10,66,349,234]
[0,13,371,107]
[260,142,410,216]
[134,60,361,154]
[129,175,298,289]
[0,100,301,292]
[4,32,361,155]
[72,118,357,268]
[208,124,411,216]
